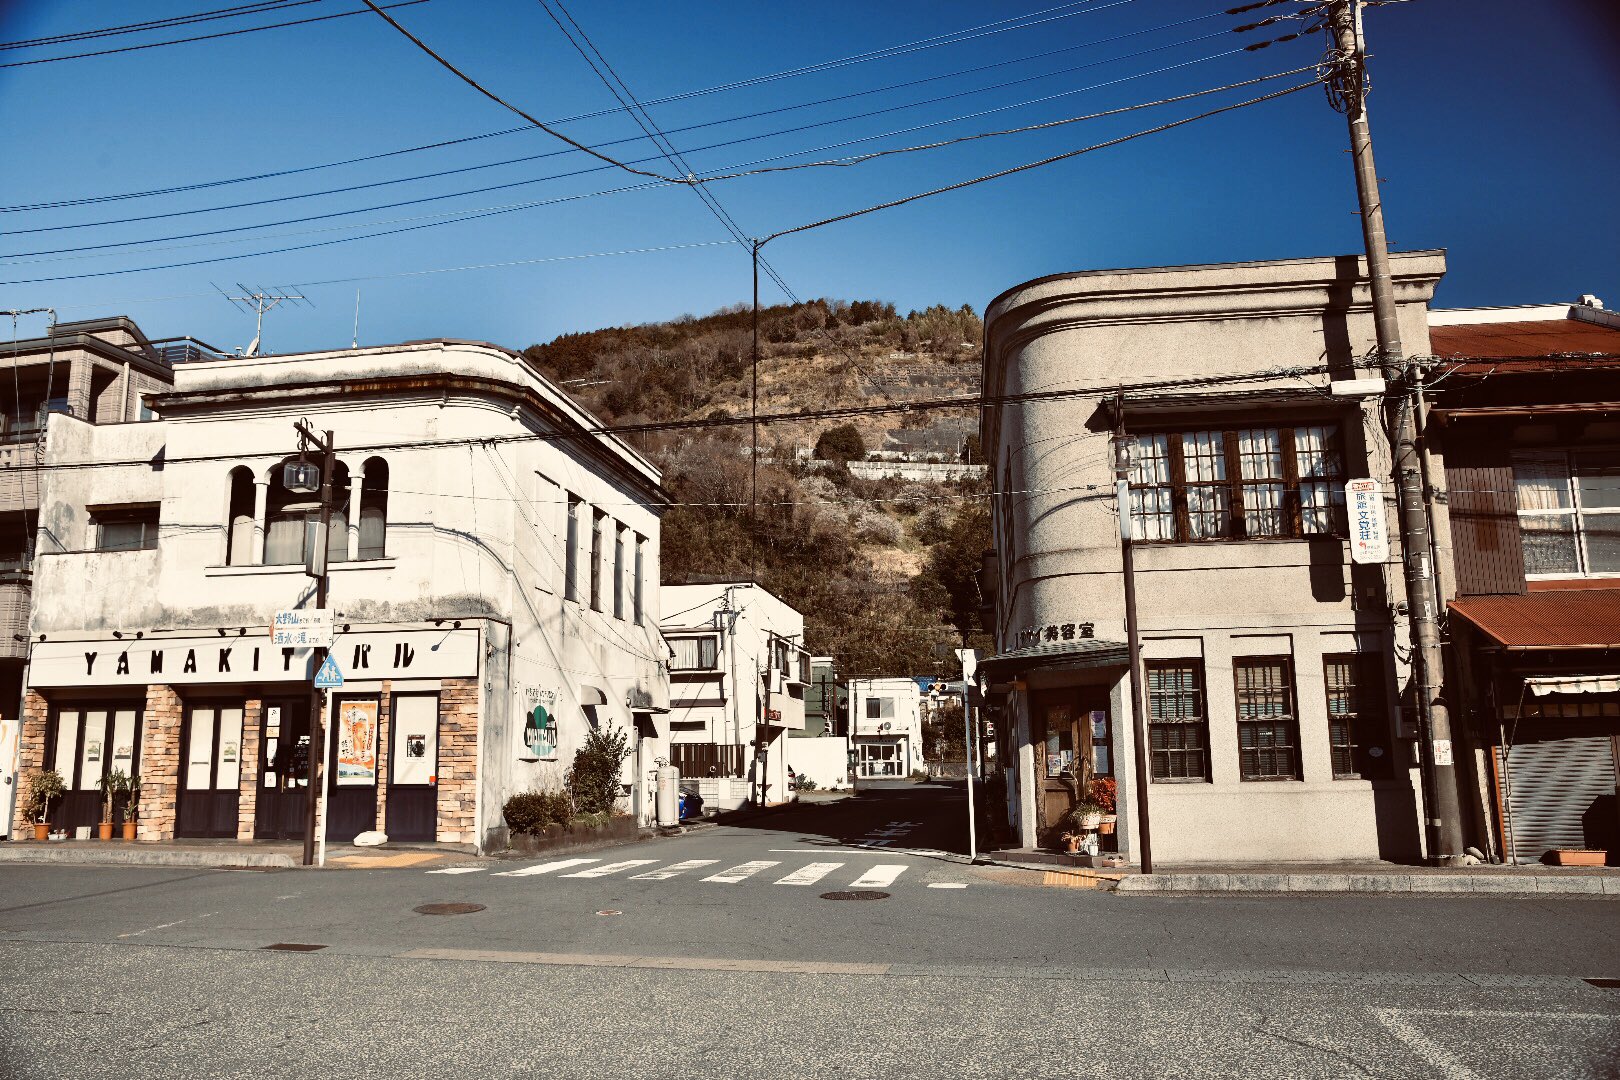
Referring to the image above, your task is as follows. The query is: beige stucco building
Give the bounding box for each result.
[981,252,1448,864]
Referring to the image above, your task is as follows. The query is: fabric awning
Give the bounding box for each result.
[1526,675,1620,696]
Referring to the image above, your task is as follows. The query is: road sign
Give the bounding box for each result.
[271,609,333,648]
[313,653,344,689]
[1346,478,1389,565]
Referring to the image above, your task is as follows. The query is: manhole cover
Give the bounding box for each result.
[414,902,486,916]
[819,890,890,901]
[262,943,327,952]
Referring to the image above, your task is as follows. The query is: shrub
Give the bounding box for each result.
[796,776,819,791]
[502,790,572,835]
[568,726,631,816]
[814,423,865,463]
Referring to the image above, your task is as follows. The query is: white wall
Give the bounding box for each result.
[786,736,852,791]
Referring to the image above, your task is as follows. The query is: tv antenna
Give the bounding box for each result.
[216,283,310,356]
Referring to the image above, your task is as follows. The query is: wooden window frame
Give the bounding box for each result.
[1146,661,1210,783]
[1233,656,1301,782]
[92,504,161,552]
[1129,425,1346,544]
[1323,653,1391,780]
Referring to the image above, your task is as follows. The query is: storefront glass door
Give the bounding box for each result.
[858,741,901,778]
[176,703,244,838]
[47,705,142,832]
[256,699,311,840]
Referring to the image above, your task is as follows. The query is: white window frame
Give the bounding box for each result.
[1514,449,1620,580]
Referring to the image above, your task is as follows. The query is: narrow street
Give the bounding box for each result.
[3,782,1616,1078]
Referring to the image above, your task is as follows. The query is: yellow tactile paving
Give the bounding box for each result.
[331,851,447,868]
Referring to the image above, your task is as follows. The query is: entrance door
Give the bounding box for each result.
[385,692,438,842]
[47,705,142,832]
[858,740,899,778]
[326,694,380,843]
[176,703,244,838]
[255,699,311,840]
[1034,687,1114,840]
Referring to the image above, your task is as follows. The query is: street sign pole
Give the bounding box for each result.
[316,685,334,867]
[295,422,337,868]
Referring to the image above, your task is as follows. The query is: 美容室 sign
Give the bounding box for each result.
[1346,478,1389,565]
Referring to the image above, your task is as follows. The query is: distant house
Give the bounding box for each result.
[1427,297,1620,865]
[848,676,923,779]
[661,583,807,809]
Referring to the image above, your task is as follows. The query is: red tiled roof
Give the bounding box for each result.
[1429,319,1620,360]
[1449,589,1620,649]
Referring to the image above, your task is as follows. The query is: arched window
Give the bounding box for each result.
[359,457,388,560]
[225,466,255,566]
[264,459,350,566]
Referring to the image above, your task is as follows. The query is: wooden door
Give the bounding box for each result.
[1033,688,1114,838]
[176,703,244,838]
[385,692,438,842]
[255,699,311,840]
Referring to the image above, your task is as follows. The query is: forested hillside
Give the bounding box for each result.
[523,299,994,675]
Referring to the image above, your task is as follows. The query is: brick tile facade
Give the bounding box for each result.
[437,678,480,844]
[10,691,49,836]
[139,685,183,841]
[235,699,263,842]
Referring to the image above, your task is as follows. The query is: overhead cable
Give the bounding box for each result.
[0,1,314,50]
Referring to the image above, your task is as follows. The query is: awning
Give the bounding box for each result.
[978,637,1128,680]
[1526,675,1620,697]
[1448,590,1620,650]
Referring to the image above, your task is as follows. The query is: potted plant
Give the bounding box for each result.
[123,774,141,840]
[1089,776,1118,836]
[98,769,128,841]
[1072,800,1105,832]
[26,769,65,841]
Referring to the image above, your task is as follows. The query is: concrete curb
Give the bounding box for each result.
[1113,872,1620,896]
[0,846,296,869]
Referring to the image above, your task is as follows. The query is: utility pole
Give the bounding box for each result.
[1112,413,1153,875]
[294,421,337,868]
[1326,0,1464,864]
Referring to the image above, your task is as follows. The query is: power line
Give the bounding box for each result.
[0,0,432,69]
[0,1,314,50]
[2,3,1229,214]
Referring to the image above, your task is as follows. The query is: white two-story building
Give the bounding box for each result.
[7,337,669,850]
[848,677,924,779]
[660,583,807,809]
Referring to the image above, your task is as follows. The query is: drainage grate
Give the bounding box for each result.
[1585,978,1620,990]
[819,890,890,901]
[414,902,486,916]
[262,943,327,952]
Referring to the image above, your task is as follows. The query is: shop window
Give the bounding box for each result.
[1234,658,1300,781]
[1323,654,1391,779]
[1129,425,1345,543]
[1513,450,1620,577]
[225,466,255,565]
[359,457,388,560]
[564,494,581,602]
[670,635,718,670]
[93,505,160,551]
[1147,662,1209,782]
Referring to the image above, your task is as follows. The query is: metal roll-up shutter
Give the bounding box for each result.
[1498,722,1618,863]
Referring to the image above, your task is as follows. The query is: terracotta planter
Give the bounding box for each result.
[1548,849,1606,867]
[1063,835,1081,854]
[33,823,49,841]
[1098,817,1116,836]
[98,822,114,841]
[122,822,138,841]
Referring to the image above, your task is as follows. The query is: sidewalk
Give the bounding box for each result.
[0,837,474,871]
[985,849,1620,896]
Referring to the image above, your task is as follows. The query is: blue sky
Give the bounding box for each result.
[1,0,1615,355]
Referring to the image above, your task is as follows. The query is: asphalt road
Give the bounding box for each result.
[2,780,1616,1078]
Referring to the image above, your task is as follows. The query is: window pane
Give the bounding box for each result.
[1186,485,1230,539]
[1236,429,1283,480]
[1293,425,1343,479]
[100,521,147,551]
[1129,434,1174,540]
[265,513,305,565]
[1520,513,1580,575]
[1576,453,1620,510]
[1514,453,1571,510]
[1242,482,1287,538]
[1182,432,1226,483]
[1299,481,1345,535]
[1583,512,1620,573]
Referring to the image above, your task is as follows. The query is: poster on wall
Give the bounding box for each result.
[520,688,559,761]
[335,699,379,786]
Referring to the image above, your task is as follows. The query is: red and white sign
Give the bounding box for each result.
[1346,478,1389,565]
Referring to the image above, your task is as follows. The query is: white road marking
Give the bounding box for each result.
[562,860,659,878]
[492,857,599,878]
[118,911,217,939]
[426,867,485,875]
[774,862,844,885]
[927,882,968,889]
[630,859,719,880]
[849,864,908,888]
[702,860,780,884]
[1372,1008,1479,1080]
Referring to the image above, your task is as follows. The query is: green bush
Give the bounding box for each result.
[568,726,631,816]
[502,790,573,835]
[796,776,819,792]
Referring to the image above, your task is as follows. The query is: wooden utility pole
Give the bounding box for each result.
[1326,0,1463,863]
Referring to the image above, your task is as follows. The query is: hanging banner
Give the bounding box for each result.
[1346,478,1389,565]
[335,699,379,786]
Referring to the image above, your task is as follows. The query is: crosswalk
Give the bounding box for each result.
[427,855,945,890]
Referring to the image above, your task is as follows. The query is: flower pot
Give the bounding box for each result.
[1078,812,1102,830]
[1548,849,1606,867]
[122,822,137,841]
[97,822,114,841]
[32,823,49,841]
[1063,835,1081,854]
[1098,816,1116,836]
